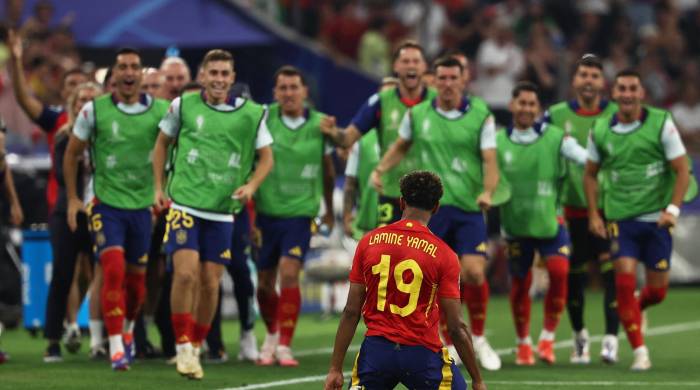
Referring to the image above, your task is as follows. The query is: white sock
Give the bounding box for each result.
[539,330,555,341]
[176,342,192,354]
[108,335,124,356]
[123,320,135,335]
[633,345,648,356]
[89,320,104,349]
[472,335,485,344]
[67,322,79,332]
[517,336,532,345]
[575,328,589,339]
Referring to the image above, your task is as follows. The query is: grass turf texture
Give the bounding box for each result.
[1,288,699,389]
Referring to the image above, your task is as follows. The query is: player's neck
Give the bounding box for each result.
[115,91,139,105]
[513,121,531,131]
[617,107,643,124]
[401,209,431,226]
[399,83,424,101]
[281,108,304,118]
[576,95,600,112]
[436,97,459,112]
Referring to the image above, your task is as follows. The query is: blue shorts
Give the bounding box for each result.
[507,225,571,278]
[427,206,488,257]
[87,202,152,266]
[164,208,233,265]
[350,336,466,390]
[254,214,312,270]
[608,220,672,272]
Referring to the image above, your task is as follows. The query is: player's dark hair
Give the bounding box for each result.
[573,53,603,73]
[512,81,540,99]
[614,68,642,84]
[201,49,234,68]
[392,40,426,63]
[400,171,443,211]
[181,81,202,93]
[273,65,307,86]
[60,68,87,89]
[115,47,140,61]
[432,56,463,73]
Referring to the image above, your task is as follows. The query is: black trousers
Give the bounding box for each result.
[44,211,91,341]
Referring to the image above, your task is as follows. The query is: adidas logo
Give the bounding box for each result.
[288,246,302,257]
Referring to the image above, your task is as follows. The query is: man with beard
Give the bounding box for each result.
[65,48,169,371]
[497,82,588,365]
[543,54,620,364]
[585,70,689,371]
[321,40,435,227]
[371,57,501,371]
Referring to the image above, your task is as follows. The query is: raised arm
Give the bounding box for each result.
[7,30,44,120]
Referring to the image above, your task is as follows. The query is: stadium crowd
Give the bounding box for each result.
[0,0,696,388]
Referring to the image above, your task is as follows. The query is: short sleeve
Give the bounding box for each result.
[561,136,588,165]
[35,105,63,133]
[350,93,381,134]
[256,114,273,149]
[437,250,461,299]
[159,98,182,137]
[661,117,687,160]
[586,133,600,163]
[72,101,95,141]
[480,115,497,150]
[397,112,413,140]
[348,238,366,284]
[345,142,360,177]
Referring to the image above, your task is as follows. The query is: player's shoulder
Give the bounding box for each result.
[548,100,570,113]
[468,95,490,112]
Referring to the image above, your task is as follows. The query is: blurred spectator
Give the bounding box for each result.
[671,83,700,154]
[320,0,367,60]
[358,14,391,78]
[441,0,486,58]
[394,0,447,60]
[514,0,563,48]
[279,0,321,38]
[522,26,558,106]
[681,6,700,55]
[603,43,632,81]
[475,19,524,125]
[159,57,191,101]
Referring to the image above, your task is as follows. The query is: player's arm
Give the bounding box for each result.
[320,118,363,148]
[152,131,174,211]
[325,282,366,390]
[233,146,274,204]
[658,117,690,227]
[322,153,336,230]
[343,176,358,236]
[561,136,589,165]
[371,111,413,192]
[478,116,498,210]
[64,134,88,232]
[6,30,44,120]
[583,138,606,241]
[3,164,24,227]
[442,297,486,390]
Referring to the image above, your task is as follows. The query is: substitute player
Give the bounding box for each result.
[498,82,589,365]
[324,171,486,390]
[371,57,501,371]
[153,49,273,379]
[343,77,398,238]
[65,48,169,371]
[321,40,435,226]
[544,54,620,364]
[584,69,689,371]
[254,65,335,366]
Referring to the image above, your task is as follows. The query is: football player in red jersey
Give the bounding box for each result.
[325,171,486,390]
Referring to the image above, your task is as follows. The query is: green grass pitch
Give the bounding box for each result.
[1,288,699,389]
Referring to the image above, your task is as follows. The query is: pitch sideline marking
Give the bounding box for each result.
[220,320,700,390]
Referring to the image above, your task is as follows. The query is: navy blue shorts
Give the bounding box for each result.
[377,196,401,227]
[87,202,152,266]
[507,224,571,278]
[164,208,233,265]
[349,336,466,390]
[608,220,672,272]
[254,213,312,270]
[428,206,488,257]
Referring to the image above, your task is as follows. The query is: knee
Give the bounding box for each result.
[462,268,484,285]
[646,286,667,305]
[174,268,198,288]
[279,270,299,288]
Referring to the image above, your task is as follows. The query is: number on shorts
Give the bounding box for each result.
[91,213,103,232]
[163,209,194,243]
[607,222,619,238]
[371,254,424,317]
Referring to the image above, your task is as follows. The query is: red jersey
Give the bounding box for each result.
[349,219,461,352]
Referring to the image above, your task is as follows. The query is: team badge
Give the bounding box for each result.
[656,259,669,270]
[176,229,188,245]
[96,232,106,246]
[220,249,232,260]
